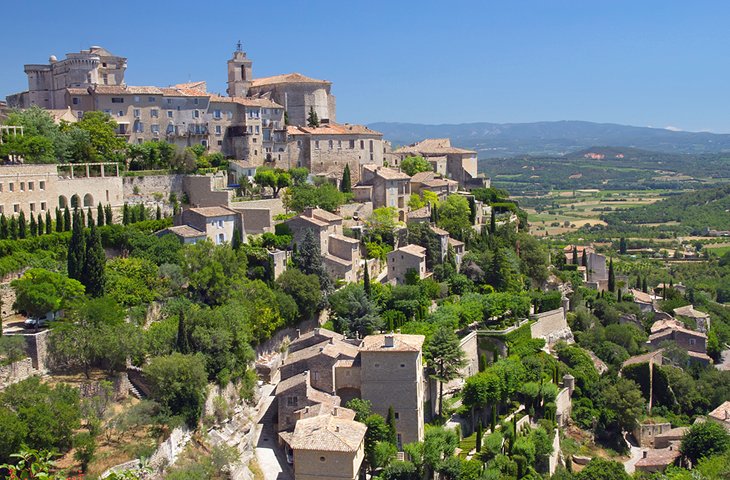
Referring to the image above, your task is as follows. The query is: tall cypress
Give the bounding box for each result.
[67,209,86,281]
[608,257,615,293]
[8,216,17,240]
[55,208,63,232]
[0,214,7,239]
[572,246,578,265]
[156,205,162,220]
[87,207,93,227]
[175,311,189,354]
[97,203,105,227]
[29,213,37,236]
[363,258,371,298]
[37,213,44,236]
[340,164,352,193]
[122,203,130,225]
[45,210,52,235]
[386,406,397,446]
[635,275,641,290]
[79,208,85,228]
[581,249,587,267]
[104,204,113,225]
[64,208,71,231]
[82,222,105,297]
[17,211,27,239]
[642,277,648,294]
[490,208,496,234]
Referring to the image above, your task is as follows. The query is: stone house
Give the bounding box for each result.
[708,400,730,430]
[410,171,458,200]
[275,371,341,432]
[227,160,257,185]
[280,336,360,395]
[630,289,655,313]
[288,410,366,480]
[324,234,362,283]
[156,225,207,244]
[387,244,427,285]
[648,324,711,364]
[173,205,245,245]
[359,334,426,449]
[634,444,681,473]
[673,304,711,334]
[359,164,411,221]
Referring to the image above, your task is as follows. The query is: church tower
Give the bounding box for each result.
[227,41,252,98]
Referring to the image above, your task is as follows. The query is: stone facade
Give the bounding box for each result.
[387,244,427,285]
[176,205,244,245]
[634,421,673,448]
[530,308,574,346]
[0,357,36,390]
[359,165,411,221]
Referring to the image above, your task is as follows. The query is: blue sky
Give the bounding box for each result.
[2,0,730,132]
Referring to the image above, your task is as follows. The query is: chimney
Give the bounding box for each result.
[303,207,314,218]
[335,425,340,432]
[642,451,648,459]
[295,329,301,339]
[330,337,335,344]
[333,407,338,416]
[384,334,394,348]
[314,328,320,336]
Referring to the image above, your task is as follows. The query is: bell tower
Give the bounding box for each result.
[227,41,252,98]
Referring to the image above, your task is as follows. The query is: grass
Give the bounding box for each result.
[458,432,477,459]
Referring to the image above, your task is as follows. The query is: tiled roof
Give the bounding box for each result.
[289,413,366,453]
[408,207,430,219]
[361,164,410,180]
[289,215,329,228]
[360,333,425,352]
[410,171,437,183]
[324,254,351,267]
[394,138,476,155]
[170,81,207,92]
[187,206,238,217]
[208,94,283,109]
[631,289,653,304]
[430,226,449,236]
[309,208,342,223]
[650,318,685,334]
[92,85,164,95]
[287,123,382,137]
[396,244,427,257]
[673,305,709,319]
[66,87,90,95]
[635,445,680,469]
[161,225,206,238]
[648,325,706,342]
[708,400,730,423]
[289,328,346,353]
[329,233,360,244]
[621,349,664,368]
[250,72,331,87]
[448,237,465,247]
[160,87,209,98]
[276,371,310,395]
[283,338,358,367]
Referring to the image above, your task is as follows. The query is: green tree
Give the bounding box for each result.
[67,209,86,281]
[8,216,17,239]
[12,268,85,318]
[386,406,398,445]
[619,237,627,254]
[341,164,352,193]
[18,210,27,239]
[144,352,208,426]
[86,207,93,227]
[425,325,467,417]
[307,106,320,127]
[680,420,730,465]
[293,229,332,292]
[55,208,62,233]
[63,207,71,231]
[82,222,106,297]
[29,212,37,237]
[289,167,309,186]
[73,432,96,472]
[0,213,7,239]
[73,111,126,162]
[182,241,248,305]
[105,204,113,225]
[364,258,371,298]
[575,458,630,480]
[276,268,322,320]
[329,283,382,336]
[37,213,44,236]
[400,156,432,176]
[438,195,472,240]
[599,377,645,433]
[97,203,105,226]
[608,257,615,292]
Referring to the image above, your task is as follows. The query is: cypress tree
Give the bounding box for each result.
[97,203,105,226]
[156,205,162,221]
[0,214,7,239]
[581,249,587,267]
[307,106,320,127]
[468,196,477,225]
[386,406,397,446]
[479,353,487,372]
[232,227,242,250]
[642,277,648,293]
[491,404,497,431]
[55,208,63,232]
[37,214,43,236]
[67,209,86,281]
[635,275,641,289]
[176,311,189,354]
[129,206,137,224]
[294,229,332,292]
[340,164,352,193]
[122,203,130,225]
[64,208,71,231]
[29,213,37,237]
[79,207,85,228]
[476,421,483,453]
[87,207,94,228]
[619,237,627,254]
[138,204,147,221]
[18,211,27,239]
[45,210,52,234]
[9,216,17,240]
[490,208,496,234]
[105,204,113,225]
[608,257,615,292]
[82,222,106,297]
[572,246,578,265]
[363,258,371,298]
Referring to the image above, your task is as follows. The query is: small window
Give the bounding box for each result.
[194,98,199,105]
[226,111,233,120]
[9,183,14,192]
[400,364,405,368]
[151,124,160,134]
[28,182,34,191]
[13,204,19,213]
[315,140,320,149]
[148,96,156,102]
[217,140,222,146]
[72,97,79,105]
[374,363,380,368]
[394,412,399,420]
[19,182,25,192]
[134,96,140,102]
[689,338,696,345]
[193,110,199,118]
[41,202,46,211]
[29,203,35,212]
[213,109,221,119]
[167,110,173,118]
[111,97,124,103]
[118,111,124,117]
[287,396,298,407]
[215,125,222,135]
[319,457,326,462]
[167,98,172,105]
[133,109,141,118]
[151,109,159,118]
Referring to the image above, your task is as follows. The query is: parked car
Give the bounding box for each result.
[23,317,50,329]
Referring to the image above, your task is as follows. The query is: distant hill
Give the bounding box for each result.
[368,120,730,157]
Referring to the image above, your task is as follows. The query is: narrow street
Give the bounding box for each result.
[252,383,293,480]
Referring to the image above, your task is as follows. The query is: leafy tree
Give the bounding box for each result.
[54,208,62,233]
[284,183,345,213]
[82,222,106,297]
[8,216,17,239]
[73,431,96,472]
[182,241,248,305]
[329,283,382,336]
[341,164,352,193]
[67,209,86,281]
[73,111,126,162]
[105,257,160,307]
[144,352,208,426]
[437,195,472,240]
[276,268,322,320]
[363,413,392,473]
[680,420,730,465]
[307,106,320,127]
[289,167,309,186]
[598,377,645,433]
[462,372,501,427]
[86,207,93,227]
[12,268,85,318]
[293,228,332,292]
[619,237,627,254]
[425,325,467,417]
[254,167,290,197]
[367,206,399,240]
[575,458,630,480]
[400,156,432,176]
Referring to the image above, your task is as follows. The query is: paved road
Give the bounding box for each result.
[623,432,644,474]
[716,349,730,371]
[253,383,293,480]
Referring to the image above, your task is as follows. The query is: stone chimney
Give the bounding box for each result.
[333,407,338,417]
[384,334,395,348]
[561,296,570,318]
[642,451,647,459]
[303,207,315,218]
[563,374,575,395]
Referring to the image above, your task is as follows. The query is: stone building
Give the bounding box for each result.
[172,205,245,245]
[673,304,711,334]
[393,138,490,190]
[359,164,411,221]
[0,162,123,218]
[276,371,341,433]
[648,323,711,364]
[410,170,458,200]
[247,73,336,127]
[7,46,127,109]
[387,244,427,285]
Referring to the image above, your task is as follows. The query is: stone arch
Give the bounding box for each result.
[83,193,94,207]
[58,195,68,209]
[70,194,81,208]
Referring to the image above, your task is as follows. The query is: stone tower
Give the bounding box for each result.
[227,41,252,98]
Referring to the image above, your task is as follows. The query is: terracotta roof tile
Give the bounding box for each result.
[250,72,331,88]
[187,206,238,217]
[289,414,366,452]
[360,333,425,352]
[287,123,382,137]
[394,138,476,155]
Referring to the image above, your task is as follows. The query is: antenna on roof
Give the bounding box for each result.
[236,40,243,52]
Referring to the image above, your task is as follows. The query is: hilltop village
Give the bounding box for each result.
[0,45,729,480]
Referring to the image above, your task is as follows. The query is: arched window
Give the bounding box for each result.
[70,194,81,208]
[58,195,68,209]
[83,193,94,207]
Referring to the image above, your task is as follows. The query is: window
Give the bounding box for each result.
[313,371,319,381]
[194,98,199,105]
[213,109,221,119]
[360,140,365,149]
[167,98,172,105]
[255,125,260,134]
[400,364,406,368]
[689,338,696,345]
[349,140,355,149]
[193,110,199,118]
[20,182,24,192]
[217,140,222,146]
[319,457,326,463]
[226,111,233,120]
[72,97,79,105]
[374,363,380,368]
[111,97,124,103]
[133,109,141,118]
[102,74,108,85]
[151,124,160,134]
[397,434,403,450]
[134,96,140,103]
[13,204,19,213]
[315,140,320,150]
[30,203,35,212]
[167,110,173,118]
[215,125,222,135]
[9,183,13,192]
[394,412,400,420]
[287,396,298,407]
[151,109,159,118]
[202,140,208,148]
[28,182,34,191]
[118,111,124,117]
[134,121,144,133]
[77,111,83,118]
[148,96,156,102]
[103,109,112,115]
[216,233,225,245]
[41,202,46,211]
[329,140,333,150]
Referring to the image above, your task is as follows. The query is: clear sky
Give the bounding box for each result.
[2,0,730,132]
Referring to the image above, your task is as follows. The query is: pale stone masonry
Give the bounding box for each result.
[359,164,411,221]
[387,244,427,285]
[173,206,245,245]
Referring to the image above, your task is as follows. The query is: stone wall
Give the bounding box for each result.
[0,281,20,318]
[231,197,286,218]
[0,357,36,390]
[183,175,231,207]
[5,329,51,371]
[633,422,673,448]
[530,308,574,346]
[555,387,572,427]
[122,174,185,212]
